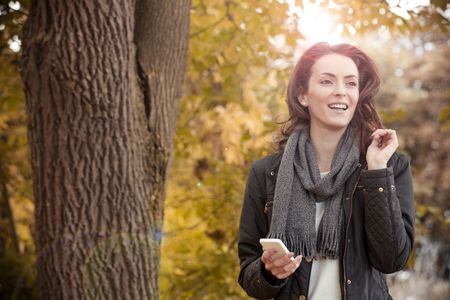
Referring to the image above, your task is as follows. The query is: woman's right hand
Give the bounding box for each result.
[261,249,302,279]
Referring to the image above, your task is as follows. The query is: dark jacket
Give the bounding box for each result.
[238,151,414,300]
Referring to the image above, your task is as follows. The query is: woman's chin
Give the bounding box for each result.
[314,121,352,132]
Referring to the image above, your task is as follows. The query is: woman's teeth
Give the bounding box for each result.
[328,103,348,110]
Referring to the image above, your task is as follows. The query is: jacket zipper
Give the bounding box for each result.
[342,165,362,300]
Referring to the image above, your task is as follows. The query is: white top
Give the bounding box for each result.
[308,172,341,300]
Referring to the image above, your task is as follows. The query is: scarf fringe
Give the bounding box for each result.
[266,232,317,258]
[267,225,340,259]
[316,223,340,259]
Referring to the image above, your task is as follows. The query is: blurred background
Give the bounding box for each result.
[0,0,449,299]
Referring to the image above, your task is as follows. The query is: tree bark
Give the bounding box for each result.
[19,0,190,299]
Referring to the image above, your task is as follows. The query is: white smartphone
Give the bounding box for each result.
[259,238,293,261]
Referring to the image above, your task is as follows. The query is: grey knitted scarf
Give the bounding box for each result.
[267,127,360,259]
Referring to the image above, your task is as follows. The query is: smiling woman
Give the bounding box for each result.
[237,42,415,300]
[282,43,382,155]
[300,54,360,133]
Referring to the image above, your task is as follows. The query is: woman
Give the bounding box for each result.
[237,42,414,300]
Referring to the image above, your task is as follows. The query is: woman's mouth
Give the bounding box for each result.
[328,103,348,111]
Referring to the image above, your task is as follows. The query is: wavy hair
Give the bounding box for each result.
[276,42,383,155]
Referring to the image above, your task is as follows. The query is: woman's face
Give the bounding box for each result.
[301,53,359,131]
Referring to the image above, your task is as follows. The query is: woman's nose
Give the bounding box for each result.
[333,82,346,96]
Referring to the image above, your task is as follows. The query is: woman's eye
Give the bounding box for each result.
[320,80,333,84]
[347,81,357,87]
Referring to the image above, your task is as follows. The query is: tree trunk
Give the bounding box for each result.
[19,0,190,299]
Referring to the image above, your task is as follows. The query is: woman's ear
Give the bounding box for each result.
[297,95,308,107]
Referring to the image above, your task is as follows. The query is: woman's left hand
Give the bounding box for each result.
[366,129,399,170]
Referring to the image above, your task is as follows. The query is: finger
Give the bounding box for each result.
[373,130,397,149]
[261,249,277,263]
[276,259,302,279]
[371,128,387,137]
[372,128,397,139]
[287,255,302,271]
[281,260,300,273]
[261,251,278,268]
[272,253,293,267]
[273,252,295,267]
[371,131,389,141]
[368,134,383,149]
[271,265,290,279]
[371,131,393,146]
[277,255,302,275]
[381,130,395,140]
[387,130,398,146]
[370,134,381,144]
[371,128,391,136]
[263,259,276,273]
[378,131,398,149]
[382,139,399,153]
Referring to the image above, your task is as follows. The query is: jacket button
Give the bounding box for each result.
[270,171,275,176]
[347,279,352,285]
[345,197,350,201]
[378,187,384,192]
[299,295,306,300]
[305,256,313,262]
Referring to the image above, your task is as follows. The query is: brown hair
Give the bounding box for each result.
[276,42,382,155]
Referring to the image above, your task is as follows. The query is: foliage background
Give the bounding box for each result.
[0,0,449,299]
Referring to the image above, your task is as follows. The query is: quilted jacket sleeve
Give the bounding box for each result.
[237,162,287,298]
[360,152,415,274]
